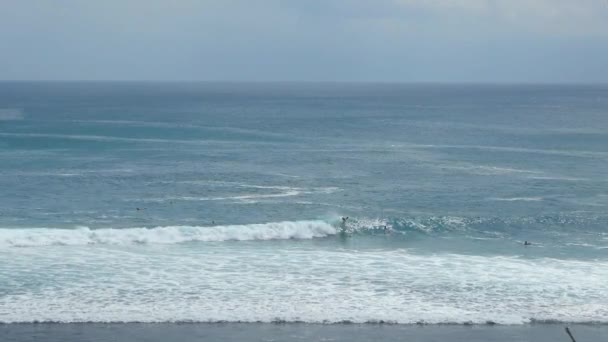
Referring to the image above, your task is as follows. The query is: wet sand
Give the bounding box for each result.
[2,323,606,342]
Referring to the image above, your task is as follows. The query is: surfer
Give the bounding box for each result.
[524,241,532,246]
[340,217,349,232]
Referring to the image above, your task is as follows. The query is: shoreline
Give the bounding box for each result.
[2,322,607,342]
[3,320,608,326]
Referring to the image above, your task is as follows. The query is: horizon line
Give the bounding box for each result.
[1,80,608,86]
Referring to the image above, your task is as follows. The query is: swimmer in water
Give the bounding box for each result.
[524,241,532,246]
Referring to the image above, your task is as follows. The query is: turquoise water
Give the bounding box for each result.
[0,82,607,324]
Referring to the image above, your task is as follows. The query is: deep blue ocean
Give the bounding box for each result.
[0,82,607,325]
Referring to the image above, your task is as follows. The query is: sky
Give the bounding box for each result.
[0,0,607,82]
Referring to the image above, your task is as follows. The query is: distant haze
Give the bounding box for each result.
[1,0,607,82]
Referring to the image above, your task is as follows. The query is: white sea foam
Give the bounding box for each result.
[0,221,337,247]
[410,143,608,159]
[142,184,340,203]
[67,120,287,138]
[440,165,543,176]
[433,162,586,182]
[0,108,24,120]
[343,217,392,234]
[526,175,588,182]
[490,197,544,202]
[0,248,606,324]
[69,119,200,129]
[159,191,302,202]
[11,168,136,178]
[0,132,245,146]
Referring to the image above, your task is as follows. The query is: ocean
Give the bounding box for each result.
[0,82,607,340]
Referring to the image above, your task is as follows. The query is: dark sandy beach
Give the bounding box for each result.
[2,323,606,342]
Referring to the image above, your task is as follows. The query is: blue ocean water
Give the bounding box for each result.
[0,82,607,324]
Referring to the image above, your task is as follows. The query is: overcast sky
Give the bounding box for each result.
[1,0,607,82]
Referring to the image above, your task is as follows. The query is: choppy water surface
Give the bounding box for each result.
[0,82,607,324]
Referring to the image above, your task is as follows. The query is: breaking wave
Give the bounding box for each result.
[3,214,607,247]
[0,220,336,247]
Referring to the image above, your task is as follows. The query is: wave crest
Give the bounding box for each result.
[0,220,336,247]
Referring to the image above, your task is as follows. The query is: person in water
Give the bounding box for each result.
[340,217,349,231]
[524,241,532,246]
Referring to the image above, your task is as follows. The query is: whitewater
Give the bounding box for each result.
[0,220,337,247]
[1,217,607,324]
